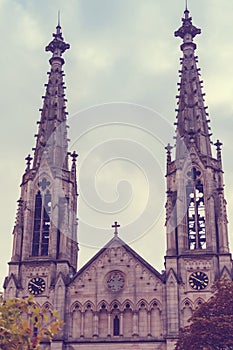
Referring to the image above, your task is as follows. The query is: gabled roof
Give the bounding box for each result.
[166,268,179,284]
[220,265,233,280]
[3,273,20,290]
[71,234,165,283]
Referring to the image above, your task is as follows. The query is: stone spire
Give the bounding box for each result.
[165,5,230,258]
[6,20,79,289]
[174,7,212,159]
[32,21,70,170]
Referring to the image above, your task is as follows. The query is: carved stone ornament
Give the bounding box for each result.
[106,271,125,292]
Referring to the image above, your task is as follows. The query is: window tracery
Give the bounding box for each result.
[32,188,51,256]
[186,167,206,250]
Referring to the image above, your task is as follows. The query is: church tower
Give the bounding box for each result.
[4,22,78,307]
[3,6,233,350]
[165,6,232,348]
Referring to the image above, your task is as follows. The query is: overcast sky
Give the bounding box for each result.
[1,0,233,288]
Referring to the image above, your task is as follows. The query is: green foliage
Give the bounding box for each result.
[0,294,63,350]
[175,279,233,350]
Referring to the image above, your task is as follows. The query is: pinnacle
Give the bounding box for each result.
[45,20,70,57]
[174,6,201,41]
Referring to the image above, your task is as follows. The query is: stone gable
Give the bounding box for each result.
[66,237,165,342]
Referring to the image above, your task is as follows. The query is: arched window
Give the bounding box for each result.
[84,304,93,338]
[99,304,108,338]
[41,191,51,255]
[123,306,133,337]
[113,315,120,336]
[138,302,147,337]
[32,192,42,256]
[183,301,192,327]
[33,316,38,339]
[186,167,206,250]
[72,305,81,338]
[32,189,51,256]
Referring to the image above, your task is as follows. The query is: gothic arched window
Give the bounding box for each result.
[32,192,42,256]
[41,191,51,255]
[113,315,120,336]
[33,316,38,340]
[32,189,51,256]
[186,167,206,250]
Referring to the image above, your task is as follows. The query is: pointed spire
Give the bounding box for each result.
[7,19,79,277]
[174,6,212,158]
[32,20,70,170]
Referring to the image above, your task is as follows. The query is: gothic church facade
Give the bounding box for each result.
[4,7,233,350]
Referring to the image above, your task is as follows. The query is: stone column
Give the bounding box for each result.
[133,311,138,336]
[80,312,84,337]
[93,312,98,337]
[120,312,123,336]
[147,310,152,336]
[107,312,111,337]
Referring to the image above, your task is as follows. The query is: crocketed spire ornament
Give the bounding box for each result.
[45,22,70,57]
[174,8,201,40]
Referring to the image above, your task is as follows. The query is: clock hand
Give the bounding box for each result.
[191,276,205,285]
[30,281,42,290]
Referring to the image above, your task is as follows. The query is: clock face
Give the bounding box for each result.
[28,277,46,295]
[189,271,209,290]
[106,271,125,292]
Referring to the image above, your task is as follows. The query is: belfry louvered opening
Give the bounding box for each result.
[186,167,206,250]
[32,190,51,256]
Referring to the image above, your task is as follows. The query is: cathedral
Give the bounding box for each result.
[3,6,233,350]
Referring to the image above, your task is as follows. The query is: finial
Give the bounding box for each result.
[56,10,61,35]
[58,10,61,27]
[174,4,201,41]
[69,151,78,175]
[165,143,172,153]
[215,139,222,151]
[184,0,189,19]
[45,17,70,57]
[165,143,172,163]
[112,221,120,236]
[25,154,32,171]
[214,140,222,162]
[70,151,78,163]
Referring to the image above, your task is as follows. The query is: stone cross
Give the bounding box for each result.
[112,221,120,236]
